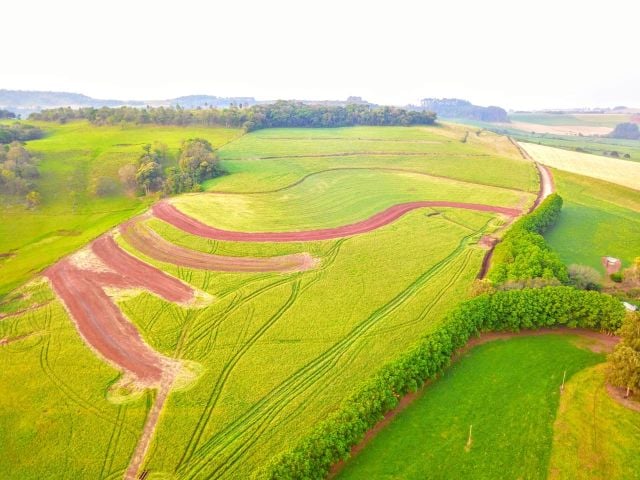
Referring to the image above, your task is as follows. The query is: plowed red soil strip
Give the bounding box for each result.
[120,219,316,272]
[45,236,195,384]
[154,200,522,243]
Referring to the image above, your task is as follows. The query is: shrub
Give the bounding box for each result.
[611,272,624,283]
[568,264,602,291]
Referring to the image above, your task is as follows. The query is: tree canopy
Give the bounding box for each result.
[29,101,437,131]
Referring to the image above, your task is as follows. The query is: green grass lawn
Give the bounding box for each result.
[544,170,640,271]
[338,335,604,480]
[0,121,241,297]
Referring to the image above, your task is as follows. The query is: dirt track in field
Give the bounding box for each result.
[120,218,318,272]
[44,236,194,384]
[154,200,522,243]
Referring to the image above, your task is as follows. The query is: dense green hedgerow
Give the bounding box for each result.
[262,286,625,479]
[489,193,567,284]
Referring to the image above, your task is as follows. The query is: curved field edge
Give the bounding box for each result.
[336,334,606,480]
[169,168,531,232]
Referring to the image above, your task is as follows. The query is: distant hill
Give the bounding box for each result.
[0,90,257,117]
[419,98,508,122]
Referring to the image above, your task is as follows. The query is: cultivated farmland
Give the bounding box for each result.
[518,141,640,191]
[0,124,538,479]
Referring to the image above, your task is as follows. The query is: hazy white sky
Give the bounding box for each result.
[3,0,639,109]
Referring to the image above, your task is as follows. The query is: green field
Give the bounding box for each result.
[0,123,537,478]
[0,121,241,296]
[509,113,634,127]
[337,335,638,480]
[544,169,640,270]
[549,364,640,479]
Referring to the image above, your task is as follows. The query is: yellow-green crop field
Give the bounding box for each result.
[2,123,539,478]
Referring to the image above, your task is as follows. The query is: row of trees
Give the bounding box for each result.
[263,286,626,479]
[0,123,44,144]
[488,194,568,285]
[29,101,437,131]
[0,142,41,207]
[0,109,16,119]
[118,139,222,197]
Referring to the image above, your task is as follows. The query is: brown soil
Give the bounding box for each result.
[120,218,318,272]
[328,328,617,478]
[125,369,177,480]
[606,384,640,413]
[44,236,194,384]
[153,200,522,243]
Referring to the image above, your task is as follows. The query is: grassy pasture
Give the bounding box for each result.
[549,364,640,479]
[1,123,539,478]
[519,142,640,191]
[544,170,640,270]
[337,335,604,480]
[0,121,241,297]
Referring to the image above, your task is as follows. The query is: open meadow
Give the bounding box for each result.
[0,123,539,479]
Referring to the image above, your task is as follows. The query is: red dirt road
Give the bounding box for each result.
[120,218,317,272]
[154,200,522,243]
[45,236,195,384]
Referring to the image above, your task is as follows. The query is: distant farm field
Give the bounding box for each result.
[519,141,640,191]
[337,335,606,480]
[0,124,537,478]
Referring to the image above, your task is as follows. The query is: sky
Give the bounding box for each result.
[2,0,639,110]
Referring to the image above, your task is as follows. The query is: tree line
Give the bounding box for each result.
[488,194,568,286]
[29,101,437,131]
[0,123,44,144]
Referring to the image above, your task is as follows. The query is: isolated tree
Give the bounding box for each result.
[608,312,640,397]
[609,122,640,140]
[25,190,41,209]
[118,164,137,193]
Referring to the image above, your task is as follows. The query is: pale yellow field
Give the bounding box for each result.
[519,142,640,191]
[505,122,613,136]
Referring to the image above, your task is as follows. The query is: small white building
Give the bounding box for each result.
[623,302,638,312]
